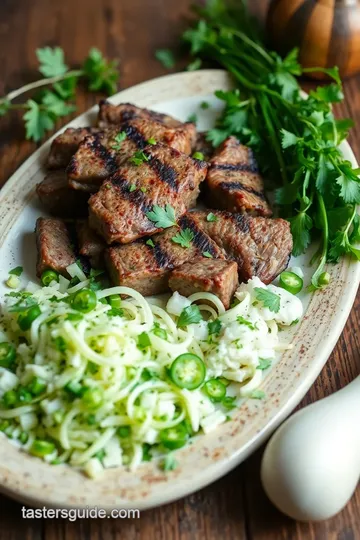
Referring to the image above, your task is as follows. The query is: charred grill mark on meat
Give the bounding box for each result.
[179,214,220,257]
[232,212,251,234]
[219,181,267,201]
[212,162,259,173]
[152,242,173,269]
[146,153,178,191]
[67,135,118,176]
[109,174,153,214]
[122,122,148,149]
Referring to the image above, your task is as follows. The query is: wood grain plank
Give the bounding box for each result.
[0,1,359,539]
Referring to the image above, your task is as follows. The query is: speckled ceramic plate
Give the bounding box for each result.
[0,70,359,511]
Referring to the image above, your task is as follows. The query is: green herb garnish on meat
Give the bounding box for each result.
[206,213,218,222]
[181,0,360,287]
[0,47,119,142]
[146,239,155,248]
[171,228,194,248]
[146,205,177,229]
[202,251,213,258]
[111,131,126,151]
[129,150,150,166]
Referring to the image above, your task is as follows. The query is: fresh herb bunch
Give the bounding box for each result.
[0,47,119,142]
[182,0,360,287]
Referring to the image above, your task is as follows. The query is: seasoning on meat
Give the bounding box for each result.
[89,144,208,244]
[76,221,105,269]
[67,117,196,191]
[47,127,101,169]
[35,218,76,278]
[97,100,185,129]
[169,258,239,309]
[206,137,272,217]
[36,171,89,218]
[105,214,225,296]
[187,210,292,284]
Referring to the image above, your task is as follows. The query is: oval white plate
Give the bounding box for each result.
[0,70,359,510]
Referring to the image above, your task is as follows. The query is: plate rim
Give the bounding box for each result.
[0,69,359,511]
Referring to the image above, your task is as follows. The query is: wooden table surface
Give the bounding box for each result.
[0,0,359,538]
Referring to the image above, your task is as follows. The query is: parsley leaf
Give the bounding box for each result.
[9,266,23,276]
[129,150,150,166]
[171,228,194,248]
[254,288,280,313]
[206,212,218,222]
[208,319,222,336]
[24,100,54,142]
[280,129,299,149]
[41,91,75,117]
[146,205,177,229]
[111,131,127,151]
[147,137,156,145]
[192,151,204,160]
[187,113,197,124]
[202,251,213,258]
[155,49,175,69]
[177,305,203,328]
[82,48,119,95]
[36,47,68,77]
[289,212,313,256]
[146,239,155,248]
[186,58,202,71]
[257,358,272,370]
[129,184,137,192]
[237,316,256,330]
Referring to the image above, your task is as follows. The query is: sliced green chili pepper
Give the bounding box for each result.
[30,440,55,457]
[203,378,227,402]
[0,342,16,369]
[41,270,59,287]
[18,305,41,331]
[279,271,303,295]
[159,424,188,450]
[71,288,97,313]
[170,353,206,390]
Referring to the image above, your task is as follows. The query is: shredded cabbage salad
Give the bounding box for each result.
[0,265,303,477]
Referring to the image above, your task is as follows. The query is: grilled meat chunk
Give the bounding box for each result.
[187,210,292,284]
[169,259,238,309]
[36,171,89,218]
[89,144,208,244]
[97,100,185,129]
[105,214,225,296]
[68,117,196,191]
[47,127,100,169]
[76,221,105,269]
[36,218,76,278]
[193,132,214,161]
[206,137,272,217]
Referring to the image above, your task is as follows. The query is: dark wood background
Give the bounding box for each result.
[0,0,359,538]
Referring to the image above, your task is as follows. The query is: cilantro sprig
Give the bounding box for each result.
[0,47,119,142]
[181,1,360,287]
[171,228,194,248]
[146,205,177,229]
[254,288,280,313]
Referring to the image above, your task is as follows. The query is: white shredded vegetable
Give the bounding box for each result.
[0,271,302,477]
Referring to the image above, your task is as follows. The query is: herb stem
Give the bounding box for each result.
[311,193,329,287]
[1,69,84,104]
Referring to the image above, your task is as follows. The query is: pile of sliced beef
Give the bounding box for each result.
[36,101,292,308]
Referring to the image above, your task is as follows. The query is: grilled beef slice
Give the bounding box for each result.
[67,117,196,191]
[169,258,238,309]
[47,127,101,169]
[105,214,225,296]
[89,144,208,244]
[206,137,272,217]
[76,221,105,269]
[187,210,292,284]
[36,171,89,218]
[97,100,186,129]
[36,218,76,277]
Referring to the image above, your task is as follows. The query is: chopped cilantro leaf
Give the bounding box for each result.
[147,137,156,145]
[177,305,203,328]
[171,228,194,248]
[237,316,256,330]
[9,266,23,276]
[206,212,218,222]
[146,205,177,229]
[129,184,137,192]
[208,319,222,336]
[137,332,151,349]
[129,150,150,166]
[254,288,280,313]
[257,358,272,370]
[146,239,155,248]
[251,390,266,400]
[202,251,213,258]
[111,130,126,151]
